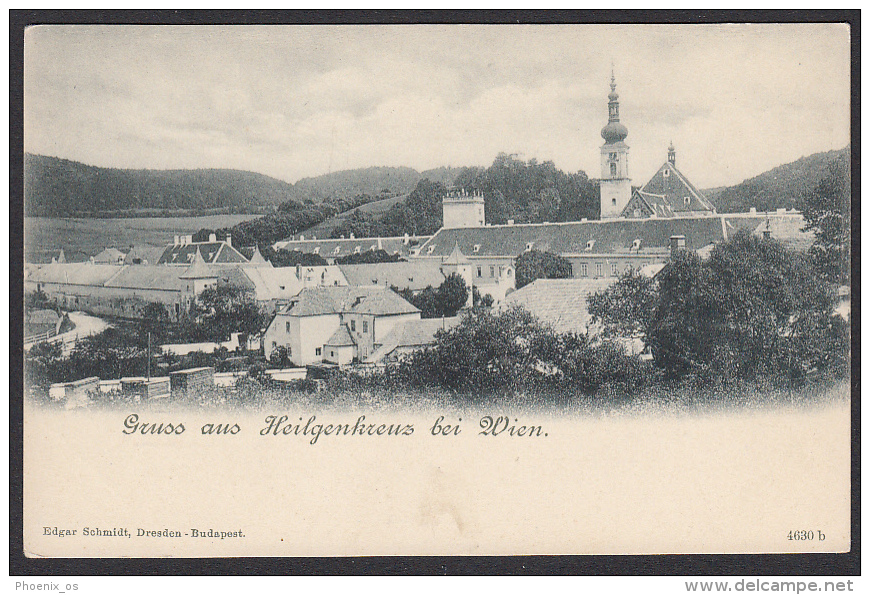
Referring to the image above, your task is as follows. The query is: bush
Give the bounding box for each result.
[388,306,651,397]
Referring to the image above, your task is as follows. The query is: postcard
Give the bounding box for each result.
[19,21,853,561]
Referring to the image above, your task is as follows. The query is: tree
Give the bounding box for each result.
[587,268,658,343]
[140,302,170,342]
[800,152,851,283]
[435,273,469,317]
[514,249,573,289]
[334,249,405,265]
[264,247,328,267]
[648,231,846,382]
[190,284,266,342]
[395,273,468,319]
[25,289,54,313]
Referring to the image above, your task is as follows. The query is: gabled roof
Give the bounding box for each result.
[238,267,303,301]
[337,261,446,291]
[624,161,715,217]
[123,244,165,266]
[366,317,460,363]
[104,266,189,291]
[92,247,127,263]
[325,325,356,347]
[26,263,125,287]
[158,241,249,265]
[502,278,618,334]
[280,286,419,317]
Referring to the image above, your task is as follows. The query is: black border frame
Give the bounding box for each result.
[9,9,861,576]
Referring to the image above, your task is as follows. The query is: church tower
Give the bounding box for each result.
[599,70,631,219]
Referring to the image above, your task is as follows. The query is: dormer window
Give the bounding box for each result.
[313,247,320,254]
[473,244,480,253]
[585,240,595,251]
[427,245,436,254]
[663,169,670,178]
[370,245,377,251]
[683,196,690,206]
[525,242,534,252]
[333,247,341,255]
[631,238,642,251]
[354,246,361,254]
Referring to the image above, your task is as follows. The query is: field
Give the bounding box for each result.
[23,215,261,263]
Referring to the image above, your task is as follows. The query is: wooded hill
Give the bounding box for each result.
[705,146,850,213]
[24,154,298,217]
[24,154,465,217]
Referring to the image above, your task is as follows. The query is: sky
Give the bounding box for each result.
[24,24,851,189]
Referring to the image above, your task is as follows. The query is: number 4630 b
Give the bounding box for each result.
[788,530,825,541]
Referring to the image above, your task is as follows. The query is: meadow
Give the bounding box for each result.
[23,215,261,262]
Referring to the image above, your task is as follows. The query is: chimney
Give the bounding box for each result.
[669,235,686,255]
[209,233,217,242]
[185,235,193,244]
[296,264,302,280]
[403,233,409,245]
[226,233,232,247]
[300,235,305,241]
[507,219,514,226]
[749,207,757,215]
[174,235,180,246]
[350,233,355,239]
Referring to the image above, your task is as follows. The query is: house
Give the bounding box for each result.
[263,286,420,365]
[157,234,249,266]
[501,278,616,334]
[92,247,127,265]
[124,244,168,266]
[366,316,461,364]
[413,212,812,285]
[337,261,447,293]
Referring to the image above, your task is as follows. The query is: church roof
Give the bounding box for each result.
[626,161,716,217]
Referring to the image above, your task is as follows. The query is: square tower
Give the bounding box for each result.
[442,189,485,228]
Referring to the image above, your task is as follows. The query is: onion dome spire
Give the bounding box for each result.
[601,67,628,144]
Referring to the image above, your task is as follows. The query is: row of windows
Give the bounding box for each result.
[476,265,513,278]
[349,319,369,333]
[578,263,625,278]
